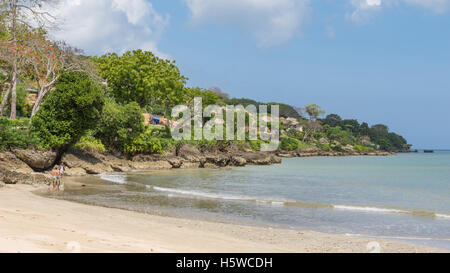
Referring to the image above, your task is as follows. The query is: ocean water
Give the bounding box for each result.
[53,151,450,250]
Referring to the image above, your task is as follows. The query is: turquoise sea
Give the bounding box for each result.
[55,151,450,250]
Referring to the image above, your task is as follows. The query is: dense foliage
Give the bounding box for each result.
[30,71,105,150]
[321,114,408,151]
[0,117,40,151]
[94,50,187,114]
[94,98,145,152]
[0,37,410,154]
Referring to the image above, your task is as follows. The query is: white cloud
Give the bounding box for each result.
[184,0,311,47]
[50,0,170,58]
[348,0,450,24]
[348,0,383,24]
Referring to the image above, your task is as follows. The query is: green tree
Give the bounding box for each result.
[94,50,187,114]
[322,114,342,127]
[268,102,300,118]
[95,98,144,152]
[326,126,355,145]
[280,137,300,151]
[185,87,222,106]
[30,71,104,150]
[359,122,370,136]
[305,104,325,121]
[341,119,360,135]
[369,124,389,139]
[387,132,407,150]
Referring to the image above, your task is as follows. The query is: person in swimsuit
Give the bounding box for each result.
[59,163,65,186]
[51,166,60,191]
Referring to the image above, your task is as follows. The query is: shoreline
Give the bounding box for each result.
[0,183,446,253]
[0,145,397,187]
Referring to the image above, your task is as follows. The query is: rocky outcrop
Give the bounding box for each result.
[61,152,114,175]
[1,142,396,186]
[230,156,247,167]
[0,170,52,185]
[12,149,57,171]
[0,152,34,173]
[166,156,184,169]
[177,144,205,162]
[64,167,87,177]
[205,154,230,167]
[240,152,281,166]
[0,152,52,185]
[276,149,395,158]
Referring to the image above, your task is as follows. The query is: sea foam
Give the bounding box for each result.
[98,174,127,184]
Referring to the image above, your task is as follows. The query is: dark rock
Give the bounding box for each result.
[205,154,230,167]
[231,156,247,167]
[241,152,274,165]
[129,160,173,170]
[167,157,184,168]
[0,169,52,185]
[0,152,52,185]
[12,149,57,171]
[64,167,87,177]
[61,152,113,174]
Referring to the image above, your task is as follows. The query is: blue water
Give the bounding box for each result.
[59,151,450,250]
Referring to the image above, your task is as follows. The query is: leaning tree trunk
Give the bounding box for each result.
[31,86,49,118]
[0,85,11,116]
[9,68,17,120]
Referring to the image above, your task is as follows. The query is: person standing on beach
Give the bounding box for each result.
[51,166,60,191]
[58,163,65,190]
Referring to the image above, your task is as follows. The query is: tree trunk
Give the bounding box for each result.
[31,86,50,118]
[9,0,18,120]
[0,86,11,116]
[9,68,17,120]
[31,92,44,118]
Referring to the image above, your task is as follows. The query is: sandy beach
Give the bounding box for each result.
[0,183,446,253]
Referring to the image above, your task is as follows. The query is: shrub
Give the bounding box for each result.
[326,126,355,146]
[297,141,315,151]
[354,144,372,152]
[332,144,343,152]
[280,137,299,151]
[123,130,166,154]
[95,99,144,152]
[74,133,106,153]
[0,117,41,151]
[248,139,265,151]
[317,142,331,151]
[30,72,104,150]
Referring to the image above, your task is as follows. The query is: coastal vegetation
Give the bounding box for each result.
[0,1,411,158]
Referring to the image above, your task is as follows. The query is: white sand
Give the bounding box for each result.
[0,184,445,253]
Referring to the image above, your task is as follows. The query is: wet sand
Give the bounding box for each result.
[0,183,445,253]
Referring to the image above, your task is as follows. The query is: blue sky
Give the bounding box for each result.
[52,0,450,149]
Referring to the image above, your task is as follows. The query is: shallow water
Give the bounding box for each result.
[47,151,450,250]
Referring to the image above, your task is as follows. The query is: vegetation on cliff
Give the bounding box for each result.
[0,2,411,156]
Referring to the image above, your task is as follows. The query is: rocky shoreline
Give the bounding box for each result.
[0,145,395,187]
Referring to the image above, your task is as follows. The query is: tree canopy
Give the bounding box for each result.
[93,50,187,113]
[30,71,104,150]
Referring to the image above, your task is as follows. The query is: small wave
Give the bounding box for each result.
[98,174,127,184]
[334,205,450,220]
[285,201,332,209]
[333,205,407,214]
[150,186,254,201]
[146,186,450,220]
[148,186,288,205]
[436,213,450,219]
